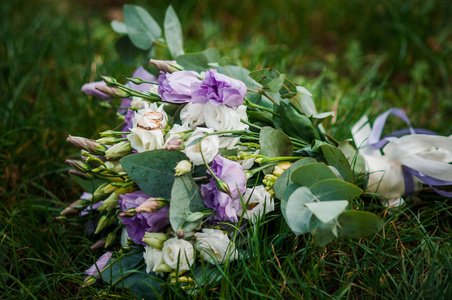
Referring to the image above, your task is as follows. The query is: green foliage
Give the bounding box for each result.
[124,5,161,50]
[164,6,184,58]
[120,150,188,199]
[169,174,207,233]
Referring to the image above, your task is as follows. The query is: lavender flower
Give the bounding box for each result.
[85,251,112,278]
[158,71,201,103]
[119,191,169,245]
[201,155,246,222]
[191,69,247,107]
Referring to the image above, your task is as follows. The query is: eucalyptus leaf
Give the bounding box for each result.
[248,68,280,87]
[115,35,144,66]
[291,162,338,188]
[259,126,293,174]
[338,140,367,177]
[338,211,384,238]
[310,178,362,201]
[170,174,207,232]
[101,251,144,284]
[268,74,286,92]
[70,175,107,194]
[124,5,161,50]
[309,218,337,247]
[218,57,231,67]
[284,186,316,235]
[273,158,317,200]
[320,144,353,182]
[279,102,319,144]
[111,20,127,34]
[305,200,349,224]
[280,183,300,220]
[129,276,164,300]
[119,265,152,288]
[246,110,273,125]
[164,5,184,58]
[177,49,220,72]
[312,112,334,126]
[120,150,187,199]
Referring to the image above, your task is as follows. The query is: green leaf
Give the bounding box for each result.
[309,218,337,247]
[338,140,367,177]
[280,78,298,99]
[338,211,384,238]
[119,266,152,288]
[279,102,319,143]
[291,163,338,188]
[111,20,127,34]
[129,276,164,300]
[320,144,353,182]
[273,158,317,200]
[124,5,161,50]
[268,74,286,92]
[164,5,184,58]
[170,174,207,232]
[259,126,293,158]
[305,200,349,224]
[310,178,363,201]
[311,112,334,126]
[259,126,293,174]
[101,251,143,284]
[176,49,220,72]
[218,57,231,67]
[280,183,300,220]
[115,36,144,66]
[120,150,187,199]
[248,68,280,87]
[284,186,316,235]
[246,111,273,125]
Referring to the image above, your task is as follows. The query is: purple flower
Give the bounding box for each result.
[119,191,169,245]
[201,155,246,222]
[191,69,247,107]
[85,251,112,278]
[158,71,201,103]
[79,192,103,217]
[81,81,112,101]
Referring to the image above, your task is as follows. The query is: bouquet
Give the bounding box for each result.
[61,5,452,298]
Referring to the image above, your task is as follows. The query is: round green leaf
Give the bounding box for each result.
[291,162,338,188]
[305,200,349,224]
[284,186,316,235]
[310,178,363,201]
[164,5,184,58]
[124,5,161,50]
[338,211,384,238]
[320,144,353,182]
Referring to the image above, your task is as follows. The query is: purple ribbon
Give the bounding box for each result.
[369,108,452,198]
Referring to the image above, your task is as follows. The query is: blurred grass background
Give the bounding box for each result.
[1,0,451,298]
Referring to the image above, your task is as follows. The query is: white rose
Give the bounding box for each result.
[162,238,195,271]
[131,104,168,130]
[180,103,205,129]
[194,228,238,265]
[127,127,164,153]
[184,128,219,165]
[164,123,191,145]
[238,186,274,223]
[130,97,149,109]
[143,246,167,276]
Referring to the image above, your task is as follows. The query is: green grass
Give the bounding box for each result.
[1,0,451,298]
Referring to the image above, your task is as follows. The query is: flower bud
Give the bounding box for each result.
[65,159,91,173]
[67,135,107,155]
[184,212,205,223]
[103,184,117,194]
[115,185,138,195]
[96,137,117,145]
[166,138,183,151]
[154,263,173,273]
[90,239,107,250]
[60,199,84,216]
[105,142,132,160]
[135,198,166,213]
[94,215,109,234]
[81,151,106,168]
[174,160,192,176]
[119,208,136,218]
[263,174,277,188]
[142,232,169,249]
[82,276,97,288]
[273,162,293,177]
[101,75,118,86]
[149,59,180,73]
[95,85,130,98]
[91,183,109,203]
[98,193,120,212]
[171,276,193,284]
[105,232,116,248]
[68,170,93,180]
[216,179,231,195]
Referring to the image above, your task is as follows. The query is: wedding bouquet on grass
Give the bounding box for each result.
[61,5,452,298]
